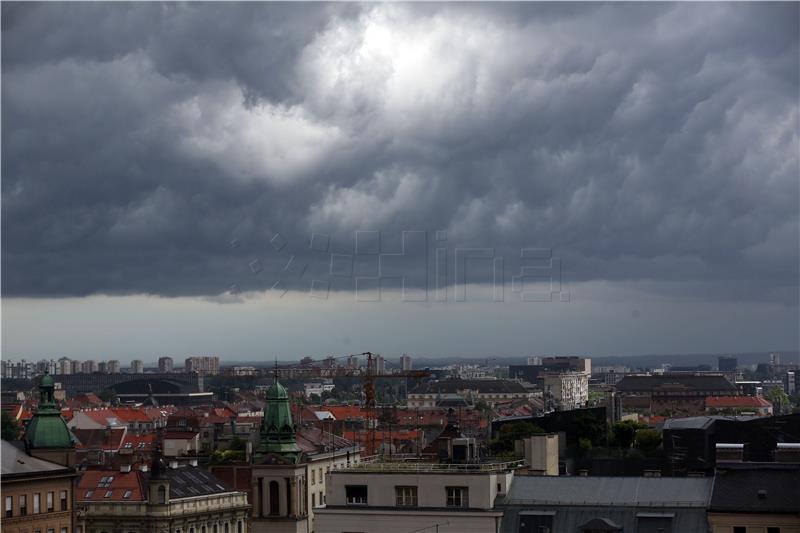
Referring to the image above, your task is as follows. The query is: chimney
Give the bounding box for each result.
[189,459,198,467]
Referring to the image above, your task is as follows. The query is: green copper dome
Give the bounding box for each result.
[25,373,73,449]
[254,377,301,461]
[266,380,289,400]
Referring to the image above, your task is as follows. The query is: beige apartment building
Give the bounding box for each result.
[1,441,76,533]
[314,459,520,533]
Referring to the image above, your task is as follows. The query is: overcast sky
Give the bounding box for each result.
[2,2,798,362]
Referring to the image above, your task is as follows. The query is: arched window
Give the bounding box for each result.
[236,522,242,533]
[269,481,280,516]
[223,525,229,533]
[157,486,166,504]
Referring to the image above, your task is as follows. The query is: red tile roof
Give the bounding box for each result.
[706,396,772,408]
[76,469,146,502]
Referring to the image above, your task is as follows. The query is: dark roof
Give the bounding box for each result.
[615,374,736,393]
[411,379,527,395]
[167,465,235,498]
[76,465,236,502]
[296,426,356,455]
[579,518,622,531]
[710,464,800,514]
[1,440,73,478]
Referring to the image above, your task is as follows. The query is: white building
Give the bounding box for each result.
[314,459,518,533]
[400,354,413,371]
[130,359,145,373]
[304,382,335,398]
[541,371,589,411]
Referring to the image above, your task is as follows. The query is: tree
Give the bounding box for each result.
[765,386,790,415]
[611,420,648,449]
[490,421,545,453]
[229,435,247,451]
[1,411,19,441]
[634,429,662,452]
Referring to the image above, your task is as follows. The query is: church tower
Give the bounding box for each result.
[250,375,308,533]
[25,372,75,467]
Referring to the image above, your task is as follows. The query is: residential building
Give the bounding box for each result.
[130,360,144,374]
[541,371,589,411]
[58,358,72,376]
[408,379,530,408]
[400,354,413,371]
[81,360,98,374]
[106,360,120,374]
[497,476,712,533]
[1,441,76,533]
[185,356,220,375]
[706,396,773,417]
[303,382,335,398]
[75,460,250,533]
[158,357,174,373]
[315,459,517,533]
[70,360,82,375]
[707,463,800,533]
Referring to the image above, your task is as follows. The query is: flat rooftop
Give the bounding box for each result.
[335,459,523,474]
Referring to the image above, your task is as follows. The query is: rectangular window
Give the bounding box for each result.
[61,528,68,533]
[6,495,12,518]
[123,491,132,499]
[84,491,93,499]
[311,469,315,485]
[33,493,40,513]
[60,490,68,511]
[104,491,113,498]
[767,529,780,533]
[733,528,746,533]
[319,491,323,505]
[47,492,54,512]
[395,486,418,507]
[319,468,323,482]
[19,494,27,516]
[312,493,316,507]
[446,487,468,508]
[345,485,368,505]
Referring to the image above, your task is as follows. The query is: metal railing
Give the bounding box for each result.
[338,459,524,473]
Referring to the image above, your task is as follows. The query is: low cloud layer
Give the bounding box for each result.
[3,3,798,302]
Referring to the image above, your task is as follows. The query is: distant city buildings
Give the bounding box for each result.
[107,360,121,374]
[185,355,220,375]
[408,378,529,408]
[130,359,144,373]
[158,356,174,373]
[400,353,413,371]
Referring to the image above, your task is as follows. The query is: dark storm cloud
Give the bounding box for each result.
[2,2,798,300]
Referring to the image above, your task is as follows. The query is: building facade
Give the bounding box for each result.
[315,460,517,533]
[158,357,174,373]
[75,462,250,533]
[185,357,220,376]
[540,371,589,411]
[1,441,76,533]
